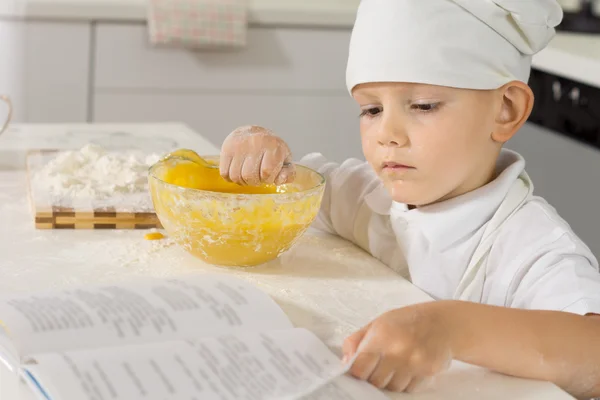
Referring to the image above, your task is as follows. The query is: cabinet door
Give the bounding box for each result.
[0,20,90,123]
[94,23,350,92]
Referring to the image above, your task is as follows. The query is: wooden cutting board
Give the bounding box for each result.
[26,149,163,230]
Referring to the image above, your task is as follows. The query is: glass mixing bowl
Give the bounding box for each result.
[148,156,325,267]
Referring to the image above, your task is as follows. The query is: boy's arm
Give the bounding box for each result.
[448,213,600,397]
[343,301,600,399]
[443,302,600,399]
[344,247,600,398]
[298,153,382,242]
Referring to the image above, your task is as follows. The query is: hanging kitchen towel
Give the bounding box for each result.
[147,0,248,49]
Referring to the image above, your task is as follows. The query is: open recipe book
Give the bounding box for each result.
[0,274,388,400]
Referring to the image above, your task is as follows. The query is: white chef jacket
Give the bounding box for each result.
[299,149,600,315]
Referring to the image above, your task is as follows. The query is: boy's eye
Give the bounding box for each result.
[359,107,382,118]
[411,103,439,112]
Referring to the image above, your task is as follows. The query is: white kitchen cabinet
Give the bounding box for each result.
[93,22,363,161]
[93,91,363,161]
[0,19,90,123]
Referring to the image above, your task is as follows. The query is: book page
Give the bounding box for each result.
[0,274,292,358]
[0,323,21,400]
[0,322,19,373]
[22,328,388,400]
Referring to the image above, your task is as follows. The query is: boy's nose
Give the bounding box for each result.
[383,139,401,146]
[377,114,408,147]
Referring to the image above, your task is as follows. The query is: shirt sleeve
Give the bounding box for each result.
[511,252,600,316]
[486,202,600,316]
[298,153,382,246]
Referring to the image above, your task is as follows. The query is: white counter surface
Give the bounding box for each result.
[0,123,575,400]
[1,0,599,88]
[532,31,600,88]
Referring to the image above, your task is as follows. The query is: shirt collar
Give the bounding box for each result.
[365,149,531,250]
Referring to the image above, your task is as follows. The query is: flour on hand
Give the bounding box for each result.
[35,144,161,200]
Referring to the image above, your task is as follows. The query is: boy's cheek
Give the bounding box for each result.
[361,142,379,164]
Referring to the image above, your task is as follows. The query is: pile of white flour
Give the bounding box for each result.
[35,144,161,201]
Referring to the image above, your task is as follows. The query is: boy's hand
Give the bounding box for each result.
[220,125,295,186]
[343,303,453,393]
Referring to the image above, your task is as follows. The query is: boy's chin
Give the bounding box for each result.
[386,182,439,207]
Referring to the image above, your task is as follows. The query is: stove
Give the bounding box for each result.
[529,69,600,149]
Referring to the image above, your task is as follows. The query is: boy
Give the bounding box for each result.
[219,0,600,397]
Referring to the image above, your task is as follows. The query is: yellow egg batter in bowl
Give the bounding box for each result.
[148,151,325,267]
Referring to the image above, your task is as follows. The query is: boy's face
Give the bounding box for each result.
[353,82,504,206]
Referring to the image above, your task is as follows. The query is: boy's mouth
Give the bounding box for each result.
[381,161,414,171]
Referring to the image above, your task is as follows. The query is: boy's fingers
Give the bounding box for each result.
[349,351,381,380]
[260,151,283,184]
[228,156,245,185]
[219,155,233,181]
[387,369,413,393]
[274,163,296,186]
[367,356,397,389]
[405,376,433,393]
[342,324,370,361]
[241,155,263,186]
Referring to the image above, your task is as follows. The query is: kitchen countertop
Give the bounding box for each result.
[532,31,600,88]
[1,0,599,88]
[0,122,220,169]
[0,123,575,400]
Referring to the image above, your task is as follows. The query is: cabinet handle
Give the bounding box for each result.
[569,87,580,106]
[0,95,12,136]
[552,81,562,101]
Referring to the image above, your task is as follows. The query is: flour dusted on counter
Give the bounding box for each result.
[35,144,161,200]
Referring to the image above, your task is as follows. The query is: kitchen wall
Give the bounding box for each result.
[0,20,90,123]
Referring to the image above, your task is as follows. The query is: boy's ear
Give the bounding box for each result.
[491,81,534,143]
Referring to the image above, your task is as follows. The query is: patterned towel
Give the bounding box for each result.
[147,0,247,49]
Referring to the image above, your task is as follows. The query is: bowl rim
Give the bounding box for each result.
[148,154,326,197]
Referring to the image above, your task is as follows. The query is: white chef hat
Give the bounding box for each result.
[346,0,563,92]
